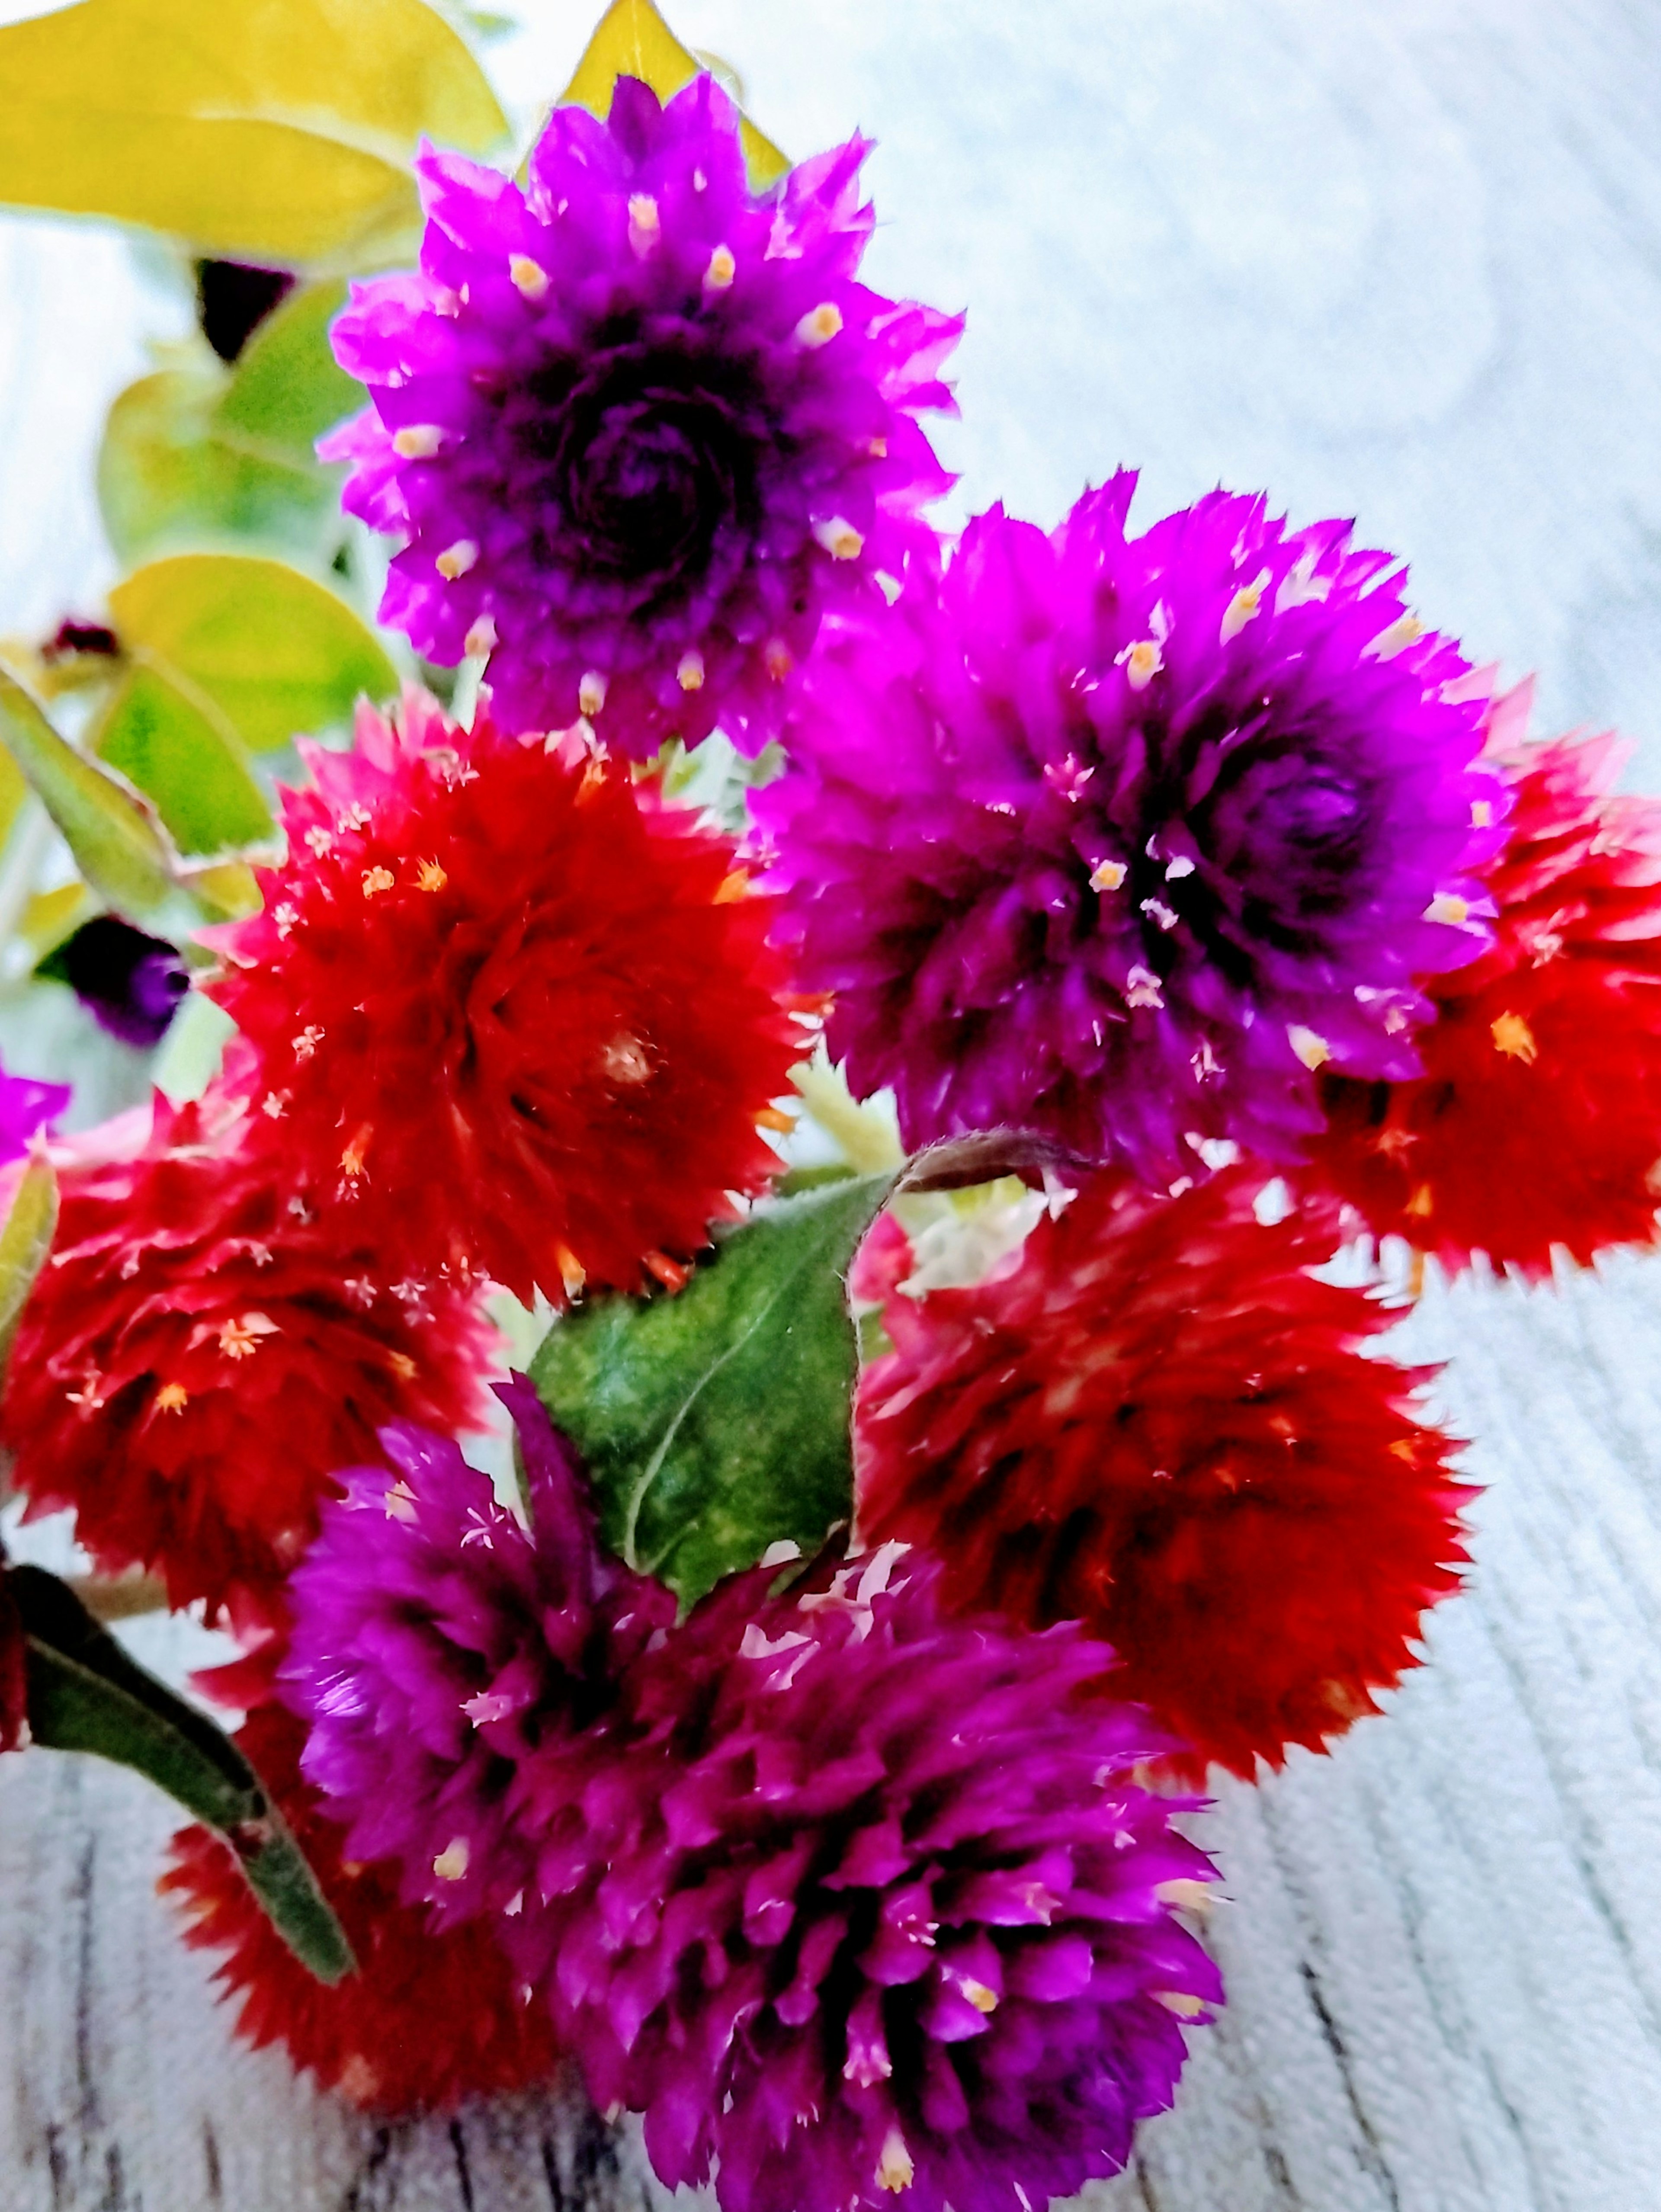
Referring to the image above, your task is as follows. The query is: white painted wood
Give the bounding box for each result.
[5,2,1661,2205]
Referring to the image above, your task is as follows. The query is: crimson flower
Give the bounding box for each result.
[1301,686,1661,1275]
[854,1170,1469,1776]
[3,1088,497,1629]
[208,689,805,1303]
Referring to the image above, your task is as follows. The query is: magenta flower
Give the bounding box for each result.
[0,1058,68,1163]
[754,477,1506,1177]
[280,1377,675,1927]
[323,75,961,754]
[509,1549,1221,2212]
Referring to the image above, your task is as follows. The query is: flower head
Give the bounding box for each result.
[853,1170,1469,1777]
[161,1703,558,2114]
[510,1548,1221,2212]
[324,75,960,753]
[281,1377,677,1927]
[3,1088,497,1627]
[1300,686,1661,1276]
[755,481,1502,1177]
[207,689,805,1303]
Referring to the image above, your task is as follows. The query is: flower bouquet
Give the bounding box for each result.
[1,3,1659,2205]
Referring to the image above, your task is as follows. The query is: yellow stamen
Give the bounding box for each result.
[415,859,448,893]
[812,516,864,561]
[154,1382,189,1414]
[509,254,548,300]
[432,1838,471,1882]
[435,539,478,580]
[795,301,843,348]
[677,649,705,691]
[1491,1010,1537,1063]
[704,243,736,290]
[1090,859,1127,892]
[362,866,395,898]
[391,423,443,459]
[1288,1024,1331,1070]
[875,2129,914,2193]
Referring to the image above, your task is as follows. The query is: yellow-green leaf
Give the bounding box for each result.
[110,555,396,754]
[92,661,278,860]
[99,365,344,567]
[214,280,363,469]
[0,670,200,937]
[561,0,788,187]
[0,0,508,269]
[0,1154,57,1386]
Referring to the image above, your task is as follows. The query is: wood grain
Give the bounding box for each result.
[5,0,1661,2205]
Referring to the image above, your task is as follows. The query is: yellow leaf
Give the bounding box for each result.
[0,1154,58,1390]
[0,0,509,268]
[19,883,97,961]
[560,0,789,187]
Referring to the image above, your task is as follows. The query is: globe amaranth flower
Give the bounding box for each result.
[505,1546,1221,2212]
[754,477,1504,1179]
[282,1376,677,1930]
[207,687,806,1304]
[3,1087,497,1628]
[322,74,962,754]
[161,1703,559,2114]
[1299,682,1661,1277]
[853,1169,1469,1778]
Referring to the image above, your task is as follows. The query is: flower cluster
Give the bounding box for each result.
[853,1173,1469,1777]
[326,74,961,752]
[282,1387,1221,2212]
[11,35,1661,2210]
[208,689,805,1304]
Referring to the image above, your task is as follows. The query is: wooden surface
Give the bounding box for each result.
[6,2,1661,2206]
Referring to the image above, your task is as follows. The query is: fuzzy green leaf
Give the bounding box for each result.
[530,1173,893,1607]
[99,365,344,568]
[213,281,363,470]
[0,0,507,269]
[0,670,203,939]
[109,555,395,755]
[10,1566,353,1983]
[92,662,276,860]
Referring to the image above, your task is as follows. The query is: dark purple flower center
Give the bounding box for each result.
[52,916,189,1049]
[1097,700,1382,991]
[505,319,770,609]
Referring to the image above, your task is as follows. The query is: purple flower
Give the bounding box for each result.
[281,1377,675,1927]
[55,917,189,1048]
[753,477,1507,1177]
[323,74,962,755]
[508,1547,1221,2212]
[0,1060,68,1164]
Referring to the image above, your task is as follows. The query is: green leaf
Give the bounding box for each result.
[561,0,789,188]
[0,670,203,939]
[109,555,396,755]
[99,365,344,568]
[214,280,364,471]
[530,1173,894,1608]
[92,661,277,860]
[9,1566,353,1984]
[0,1155,57,1388]
[0,0,507,269]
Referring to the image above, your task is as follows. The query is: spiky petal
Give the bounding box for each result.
[206,689,805,1304]
[853,1170,1469,1777]
[754,481,1503,1178]
[323,75,960,754]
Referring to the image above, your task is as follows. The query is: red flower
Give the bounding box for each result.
[4,1090,497,1629]
[1302,689,1661,1277]
[161,1704,558,2114]
[853,1170,1469,1778]
[208,689,805,1304]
